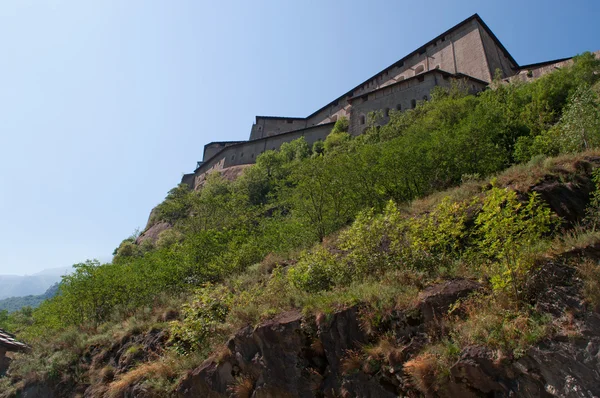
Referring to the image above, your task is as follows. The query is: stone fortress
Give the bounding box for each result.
[181,13,590,190]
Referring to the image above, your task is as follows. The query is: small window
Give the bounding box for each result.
[411,99,417,109]
[360,115,366,125]
[418,48,426,55]
[417,76,425,83]
[231,155,235,160]
[333,100,339,106]
[286,120,293,124]
[527,70,533,78]
[362,94,369,103]
[251,153,254,158]
[441,36,446,42]
[258,126,262,131]
[384,108,390,117]
[423,95,428,101]
[397,61,404,68]
[396,104,401,111]
[240,153,244,157]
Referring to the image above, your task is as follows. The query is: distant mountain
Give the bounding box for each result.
[0,283,60,313]
[0,266,71,300]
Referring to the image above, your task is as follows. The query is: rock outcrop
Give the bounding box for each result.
[177,279,481,398]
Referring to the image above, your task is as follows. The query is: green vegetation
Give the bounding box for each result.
[2,52,600,396]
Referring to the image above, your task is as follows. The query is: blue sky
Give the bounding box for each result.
[0,0,598,275]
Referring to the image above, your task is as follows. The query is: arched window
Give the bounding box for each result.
[415,65,425,74]
[360,115,366,125]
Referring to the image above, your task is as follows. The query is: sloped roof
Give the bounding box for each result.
[0,329,28,352]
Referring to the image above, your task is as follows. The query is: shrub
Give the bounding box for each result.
[474,186,555,300]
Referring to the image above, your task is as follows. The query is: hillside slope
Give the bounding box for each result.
[1,53,600,398]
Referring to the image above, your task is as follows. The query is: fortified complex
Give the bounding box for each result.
[181,14,591,190]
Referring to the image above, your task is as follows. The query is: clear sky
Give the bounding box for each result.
[0,0,598,275]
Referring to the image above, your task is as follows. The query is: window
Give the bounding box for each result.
[418,48,426,55]
[258,126,262,131]
[362,94,369,103]
[423,95,428,101]
[415,65,425,74]
[333,100,339,106]
[396,104,401,111]
[251,153,254,158]
[384,108,389,117]
[231,155,235,160]
[286,120,293,124]
[417,76,425,83]
[241,152,244,157]
[411,99,416,108]
[360,115,366,125]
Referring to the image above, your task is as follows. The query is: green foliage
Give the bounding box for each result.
[151,184,193,224]
[474,186,554,298]
[331,116,349,134]
[407,197,471,268]
[169,284,232,354]
[323,131,351,153]
[16,54,598,343]
[287,247,341,293]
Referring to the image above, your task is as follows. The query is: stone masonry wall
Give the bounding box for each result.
[191,123,334,189]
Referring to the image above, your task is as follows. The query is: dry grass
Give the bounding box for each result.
[403,353,439,396]
[364,336,406,366]
[341,349,363,375]
[497,149,600,191]
[105,360,176,398]
[578,258,600,311]
[227,375,255,398]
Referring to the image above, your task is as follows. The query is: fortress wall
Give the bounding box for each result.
[203,141,244,160]
[478,23,518,79]
[351,18,487,101]
[348,73,440,136]
[348,73,487,136]
[305,100,351,128]
[451,19,491,82]
[250,117,308,140]
[181,173,195,189]
[190,123,334,189]
[508,50,599,83]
